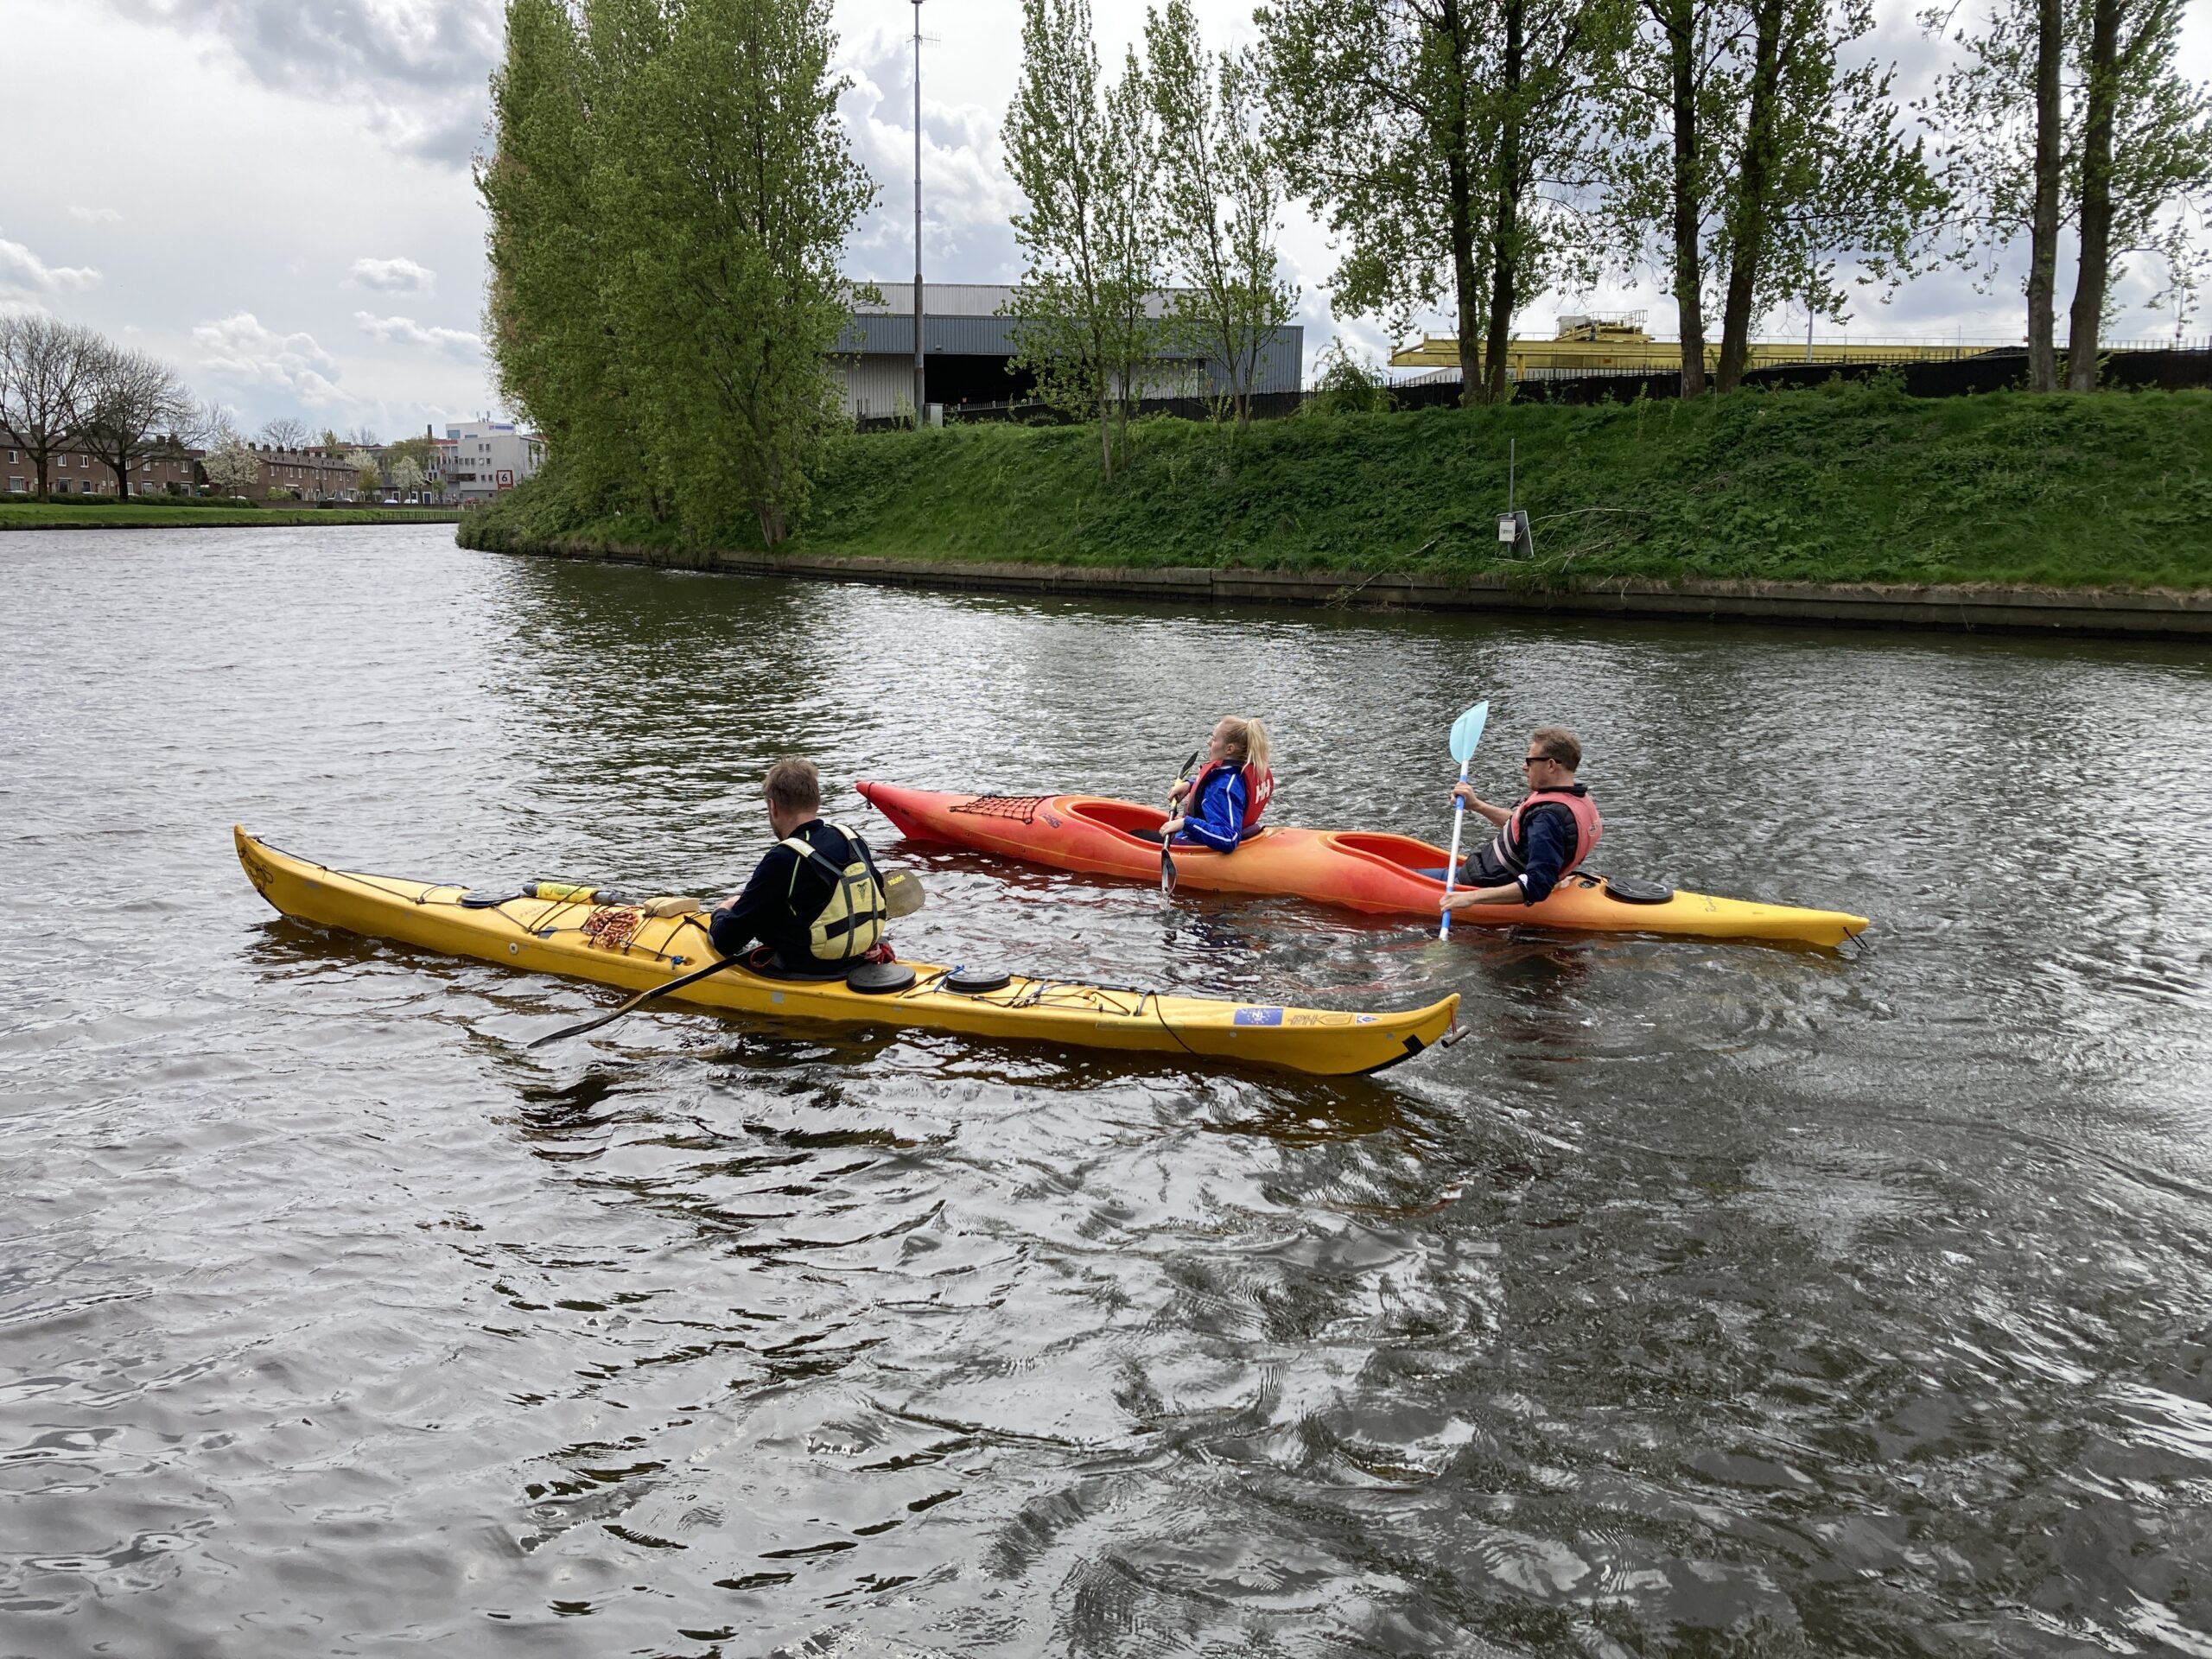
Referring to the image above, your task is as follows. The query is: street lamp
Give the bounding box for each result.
[912,0,926,425]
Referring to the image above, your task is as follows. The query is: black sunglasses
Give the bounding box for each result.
[1522,753,1552,766]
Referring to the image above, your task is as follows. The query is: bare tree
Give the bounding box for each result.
[258,415,311,449]
[79,344,196,499]
[0,315,101,498]
[346,423,381,447]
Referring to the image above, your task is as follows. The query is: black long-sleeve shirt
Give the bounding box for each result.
[707,819,868,971]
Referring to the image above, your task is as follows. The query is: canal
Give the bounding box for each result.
[4,524,2209,1656]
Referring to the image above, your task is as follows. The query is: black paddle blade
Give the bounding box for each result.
[528,952,738,1048]
[528,1004,636,1048]
[1160,844,1178,898]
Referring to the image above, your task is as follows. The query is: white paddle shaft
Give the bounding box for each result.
[1439,758,1471,940]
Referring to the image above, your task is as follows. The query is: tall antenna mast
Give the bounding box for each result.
[912,0,926,423]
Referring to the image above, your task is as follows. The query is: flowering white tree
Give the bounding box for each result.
[388,454,425,498]
[346,448,380,498]
[201,434,263,499]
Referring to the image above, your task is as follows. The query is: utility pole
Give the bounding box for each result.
[912,0,926,424]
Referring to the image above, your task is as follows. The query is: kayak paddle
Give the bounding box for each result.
[531,868,925,1047]
[1161,746,1201,898]
[1438,700,1490,941]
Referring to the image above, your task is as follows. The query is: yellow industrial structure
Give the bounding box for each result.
[1389,313,2011,378]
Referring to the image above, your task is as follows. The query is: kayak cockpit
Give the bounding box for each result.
[1329,831,1453,887]
[1067,798,1280,855]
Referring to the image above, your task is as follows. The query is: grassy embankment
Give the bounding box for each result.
[465,381,2212,590]
[0,503,462,530]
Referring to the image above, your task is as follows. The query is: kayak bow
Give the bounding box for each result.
[854,782,1869,949]
[233,828,1458,1076]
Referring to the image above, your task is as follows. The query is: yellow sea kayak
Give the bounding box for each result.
[234,829,1459,1077]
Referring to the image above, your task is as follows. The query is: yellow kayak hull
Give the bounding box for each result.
[234,829,1459,1077]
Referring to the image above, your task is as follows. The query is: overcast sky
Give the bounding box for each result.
[2,0,2203,435]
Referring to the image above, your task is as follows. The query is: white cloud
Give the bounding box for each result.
[192,312,344,404]
[69,207,124,226]
[349,255,435,295]
[106,0,500,168]
[0,232,103,296]
[353,310,480,356]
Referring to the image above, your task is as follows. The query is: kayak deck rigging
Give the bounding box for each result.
[234,828,1458,1076]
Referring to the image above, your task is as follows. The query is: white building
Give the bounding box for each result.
[443,421,545,504]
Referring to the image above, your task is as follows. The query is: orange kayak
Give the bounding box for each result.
[855,781,1870,948]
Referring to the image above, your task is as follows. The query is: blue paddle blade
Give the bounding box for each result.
[1449,701,1490,765]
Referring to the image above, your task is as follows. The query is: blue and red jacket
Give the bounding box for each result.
[1175,762,1273,852]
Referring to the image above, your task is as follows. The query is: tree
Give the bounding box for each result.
[0,314,99,498]
[258,415,311,449]
[1604,0,1943,395]
[79,343,194,499]
[346,447,381,497]
[1931,0,2210,391]
[389,454,426,497]
[2064,0,2210,386]
[1260,0,1632,407]
[1142,2,1299,428]
[346,423,380,447]
[1004,0,1162,478]
[484,0,652,518]
[201,433,263,499]
[483,0,873,543]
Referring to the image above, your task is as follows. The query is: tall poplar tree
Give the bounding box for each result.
[1141,1,1298,428]
[1605,0,1942,394]
[1931,0,2209,391]
[481,0,872,543]
[1004,0,1161,479]
[1257,0,1630,406]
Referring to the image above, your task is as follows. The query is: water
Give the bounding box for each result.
[4,524,2210,1657]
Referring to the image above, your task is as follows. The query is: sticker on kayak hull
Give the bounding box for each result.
[1233,1007,1284,1027]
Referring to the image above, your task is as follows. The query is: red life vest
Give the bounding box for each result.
[1188,760,1273,832]
[1497,786,1602,877]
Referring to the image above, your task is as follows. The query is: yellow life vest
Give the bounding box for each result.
[779,821,887,963]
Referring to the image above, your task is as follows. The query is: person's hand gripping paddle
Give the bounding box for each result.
[1438,701,1490,941]
[1160,746,1202,898]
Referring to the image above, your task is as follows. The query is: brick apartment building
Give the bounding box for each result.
[251,445,360,501]
[3,431,202,496]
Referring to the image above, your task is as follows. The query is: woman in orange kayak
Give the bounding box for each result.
[1151,715,1274,852]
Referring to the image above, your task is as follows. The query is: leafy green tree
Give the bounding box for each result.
[1604,0,1943,394]
[1306,337,1395,414]
[1141,1,1298,428]
[1929,0,2209,391]
[482,0,869,543]
[1258,0,1631,407]
[1004,0,1162,479]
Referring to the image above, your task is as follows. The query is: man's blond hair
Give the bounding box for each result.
[762,757,822,814]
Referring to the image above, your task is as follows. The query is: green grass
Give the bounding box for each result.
[1,503,463,530]
[463,382,2212,590]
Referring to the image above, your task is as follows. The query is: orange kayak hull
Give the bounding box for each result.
[855,780,1869,948]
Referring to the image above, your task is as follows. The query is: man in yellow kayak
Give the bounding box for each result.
[708,758,889,976]
[1440,725,1604,912]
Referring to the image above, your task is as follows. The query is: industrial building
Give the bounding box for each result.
[1390,313,2023,382]
[833,282,1305,421]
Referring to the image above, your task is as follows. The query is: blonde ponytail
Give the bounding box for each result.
[1223,715,1269,776]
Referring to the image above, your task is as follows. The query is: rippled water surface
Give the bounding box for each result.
[5,524,2211,1658]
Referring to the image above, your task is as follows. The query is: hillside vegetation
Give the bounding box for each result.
[465,383,2212,590]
